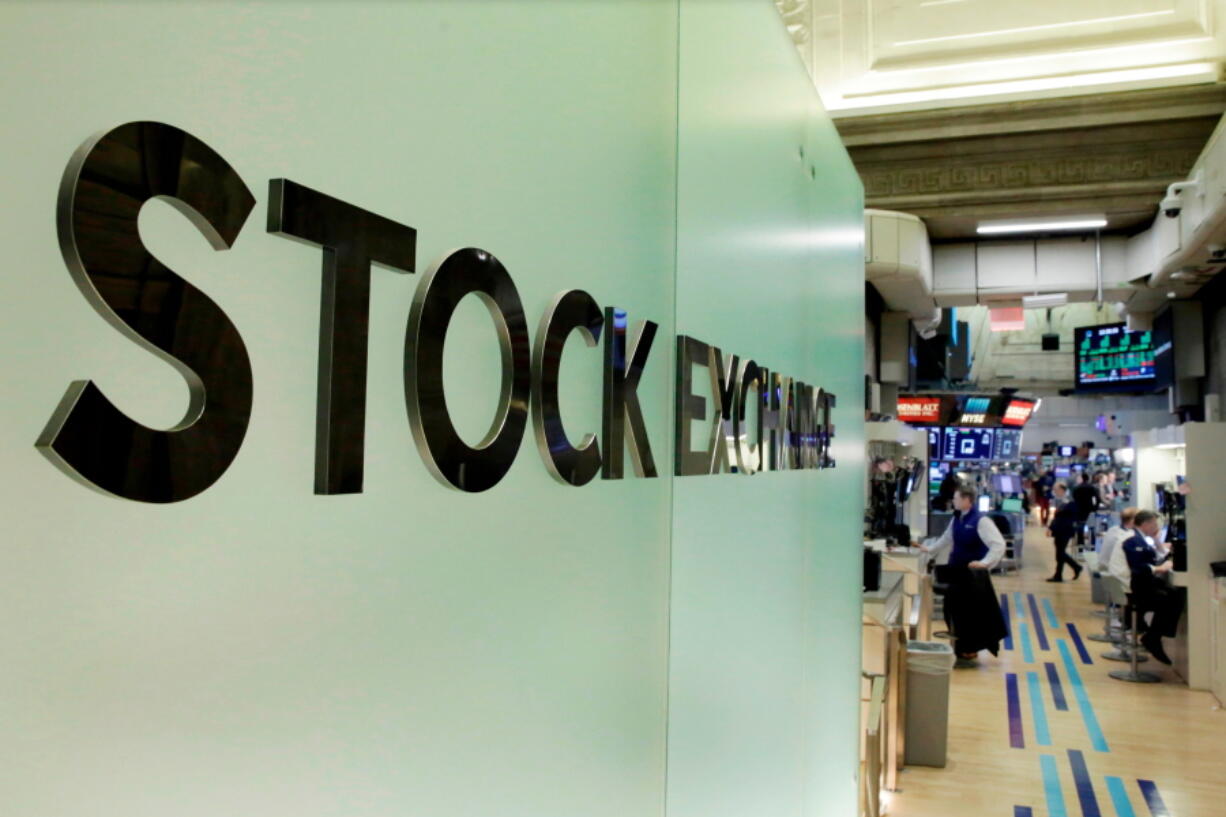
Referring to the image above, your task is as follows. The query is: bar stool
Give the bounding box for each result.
[1108,590,1161,684]
[1101,575,1148,663]
[1089,570,1125,647]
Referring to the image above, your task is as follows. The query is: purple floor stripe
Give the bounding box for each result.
[1067,622,1094,664]
[1006,673,1025,749]
[1002,593,1014,650]
[1068,750,1102,817]
[1015,808,1034,817]
[1138,780,1172,816]
[1029,594,1051,651]
[1045,662,1069,711]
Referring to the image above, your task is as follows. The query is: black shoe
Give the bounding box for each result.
[1046,576,1064,582]
[1142,632,1172,665]
[1073,565,1083,580]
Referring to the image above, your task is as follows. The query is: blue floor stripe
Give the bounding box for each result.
[1046,661,1069,711]
[1015,591,1026,619]
[1027,671,1052,746]
[1067,622,1094,664]
[1068,749,1103,817]
[1019,619,1036,663]
[1057,639,1110,752]
[1006,673,1025,749]
[1137,781,1172,816]
[1041,754,1069,817]
[1105,777,1136,817]
[1043,596,1060,628]
[1015,808,1034,817]
[1002,593,1014,651]
[1029,594,1051,651]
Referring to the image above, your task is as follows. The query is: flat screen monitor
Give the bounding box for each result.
[1001,398,1036,427]
[1057,445,1076,458]
[1001,497,1024,512]
[928,428,942,461]
[897,395,946,426]
[977,495,992,513]
[993,429,1022,461]
[993,473,1022,494]
[1075,322,1157,392]
[1055,465,1071,478]
[939,427,995,461]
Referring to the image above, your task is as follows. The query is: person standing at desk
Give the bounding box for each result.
[1120,510,1183,665]
[1072,471,1100,549]
[923,485,1007,667]
[1047,482,1084,582]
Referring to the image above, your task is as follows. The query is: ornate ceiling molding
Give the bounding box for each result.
[834,85,1226,239]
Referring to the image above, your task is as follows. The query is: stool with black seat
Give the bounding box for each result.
[1100,575,1147,663]
[1108,585,1161,684]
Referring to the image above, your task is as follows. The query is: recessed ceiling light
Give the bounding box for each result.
[977,217,1107,235]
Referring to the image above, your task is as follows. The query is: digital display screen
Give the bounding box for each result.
[897,395,945,425]
[939,427,995,461]
[1001,497,1024,512]
[1058,445,1076,458]
[993,472,1022,493]
[928,428,942,461]
[957,395,994,426]
[993,429,1022,461]
[928,461,950,494]
[1055,465,1071,478]
[1001,398,1036,427]
[1076,323,1157,391]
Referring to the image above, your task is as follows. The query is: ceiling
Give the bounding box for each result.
[834,85,1226,241]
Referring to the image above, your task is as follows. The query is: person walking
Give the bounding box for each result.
[1047,481,1083,582]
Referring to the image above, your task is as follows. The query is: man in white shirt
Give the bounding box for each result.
[1101,507,1137,586]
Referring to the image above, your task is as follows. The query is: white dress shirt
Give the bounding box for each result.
[924,514,1007,569]
[1098,525,1129,573]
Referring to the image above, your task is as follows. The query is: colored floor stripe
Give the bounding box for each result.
[1043,596,1060,628]
[1067,622,1094,664]
[1137,781,1172,817]
[1028,594,1051,651]
[1105,777,1136,817]
[1006,673,1025,748]
[1045,662,1069,711]
[1027,671,1052,746]
[1068,750,1103,817]
[1057,639,1110,753]
[1019,619,1036,663]
[1001,593,1014,650]
[1015,808,1034,817]
[1015,591,1026,618]
[1041,754,1069,817]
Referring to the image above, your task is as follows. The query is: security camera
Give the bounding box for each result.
[1161,176,1201,218]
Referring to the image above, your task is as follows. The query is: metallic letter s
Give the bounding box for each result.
[38,122,255,503]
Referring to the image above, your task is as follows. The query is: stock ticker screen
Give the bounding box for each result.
[992,428,1022,461]
[1075,323,1156,391]
[939,427,995,461]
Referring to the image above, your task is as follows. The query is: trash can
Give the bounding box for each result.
[904,641,956,768]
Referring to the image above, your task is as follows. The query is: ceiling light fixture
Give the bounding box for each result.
[1023,293,1069,309]
[977,218,1107,235]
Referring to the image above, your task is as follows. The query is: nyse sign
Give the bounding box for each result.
[38,122,837,503]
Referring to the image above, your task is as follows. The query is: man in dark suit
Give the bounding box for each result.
[1121,510,1183,665]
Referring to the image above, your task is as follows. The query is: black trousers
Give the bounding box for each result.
[1051,531,1080,578]
[1134,584,1185,639]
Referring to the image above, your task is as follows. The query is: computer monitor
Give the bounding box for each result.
[977,495,992,513]
[993,473,1021,494]
[1055,465,1071,478]
[1001,497,1024,513]
[1058,445,1076,458]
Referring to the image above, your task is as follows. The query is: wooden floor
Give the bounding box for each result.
[888,517,1226,817]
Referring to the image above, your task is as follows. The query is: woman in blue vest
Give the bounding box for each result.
[924,485,1007,666]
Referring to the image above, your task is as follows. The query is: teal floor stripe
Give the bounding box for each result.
[1057,639,1110,752]
[1042,597,1059,628]
[1027,671,1052,746]
[1019,619,1036,664]
[1015,591,1026,619]
[1105,777,1136,817]
[1041,754,1069,817]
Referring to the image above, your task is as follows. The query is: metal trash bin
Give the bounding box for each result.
[904,641,956,768]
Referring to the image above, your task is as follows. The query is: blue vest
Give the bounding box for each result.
[950,510,989,568]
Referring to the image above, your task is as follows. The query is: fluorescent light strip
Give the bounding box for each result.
[978,219,1107,235]
[894,10,1174,48]
[828,62,1219,111]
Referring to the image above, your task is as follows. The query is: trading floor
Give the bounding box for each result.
[891,517,1226,817]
